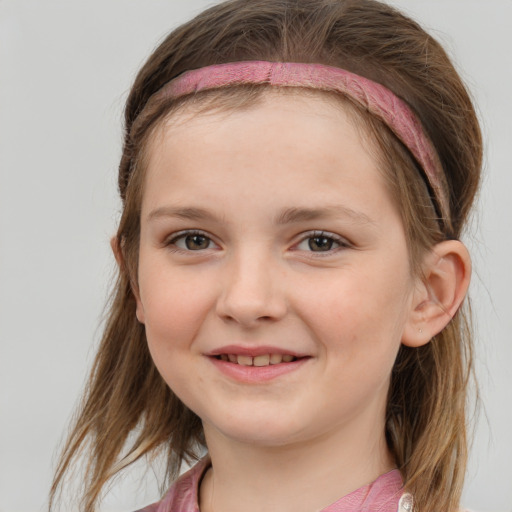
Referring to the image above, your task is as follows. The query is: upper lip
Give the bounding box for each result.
[206,345,309,358]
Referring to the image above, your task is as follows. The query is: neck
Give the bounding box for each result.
[199,421,395,512]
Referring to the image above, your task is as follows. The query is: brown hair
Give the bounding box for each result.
[50,1,482,511]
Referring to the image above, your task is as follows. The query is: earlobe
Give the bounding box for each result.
[110,236,123,268]
[110,236,146,324]
[135,301,146,324]
[402,240,471,347]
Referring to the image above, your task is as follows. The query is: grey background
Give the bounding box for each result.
[0,1,510,511]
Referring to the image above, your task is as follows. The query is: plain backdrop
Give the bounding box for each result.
[1,1,511,511]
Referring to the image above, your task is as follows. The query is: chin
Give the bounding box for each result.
[204,414,311,448]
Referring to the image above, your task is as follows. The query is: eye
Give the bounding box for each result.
[167,230,217,251]
[295,231,348,253]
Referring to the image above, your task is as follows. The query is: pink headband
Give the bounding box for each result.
[158,61,449,222]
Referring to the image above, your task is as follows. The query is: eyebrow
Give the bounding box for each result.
[147,204,375,226]
[147,206,217,223]
[274,205,376,226]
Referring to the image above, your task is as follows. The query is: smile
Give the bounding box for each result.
[207,347,310,383]
[214,354,298,366]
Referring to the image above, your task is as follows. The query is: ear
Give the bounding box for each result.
[110,235,124,268]
[110,236,146,324]
[402,240,471,347]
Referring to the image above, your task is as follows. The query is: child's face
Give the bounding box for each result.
[136,92,418,448]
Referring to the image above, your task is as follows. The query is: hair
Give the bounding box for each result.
[49,1,482,511]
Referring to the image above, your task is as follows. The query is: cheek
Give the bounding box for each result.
[138,261,215,348]
[294,263,413,352]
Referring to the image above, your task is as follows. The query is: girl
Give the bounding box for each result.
[50,1,482,511]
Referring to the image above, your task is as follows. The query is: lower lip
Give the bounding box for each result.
[208,356,310,383]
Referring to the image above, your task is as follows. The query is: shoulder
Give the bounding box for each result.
[131,457,211,512]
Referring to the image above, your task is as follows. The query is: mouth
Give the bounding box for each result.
[213,353,300,366]
[206,346,310,382]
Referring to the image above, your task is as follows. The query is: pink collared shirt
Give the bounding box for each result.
[135,458,411,512]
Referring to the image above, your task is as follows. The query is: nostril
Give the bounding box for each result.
[215,277,288,326]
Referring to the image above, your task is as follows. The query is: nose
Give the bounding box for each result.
[215,249,287,328]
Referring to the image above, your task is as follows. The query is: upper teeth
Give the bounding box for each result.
[218,354,296,366]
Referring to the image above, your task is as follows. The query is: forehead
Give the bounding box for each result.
[141,91,395,220]
[147,89,380,168]
[151,87,376,155]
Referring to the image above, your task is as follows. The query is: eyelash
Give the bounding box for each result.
[293,231,351,255]
[165,230,218,252]
[164,230,351,254]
